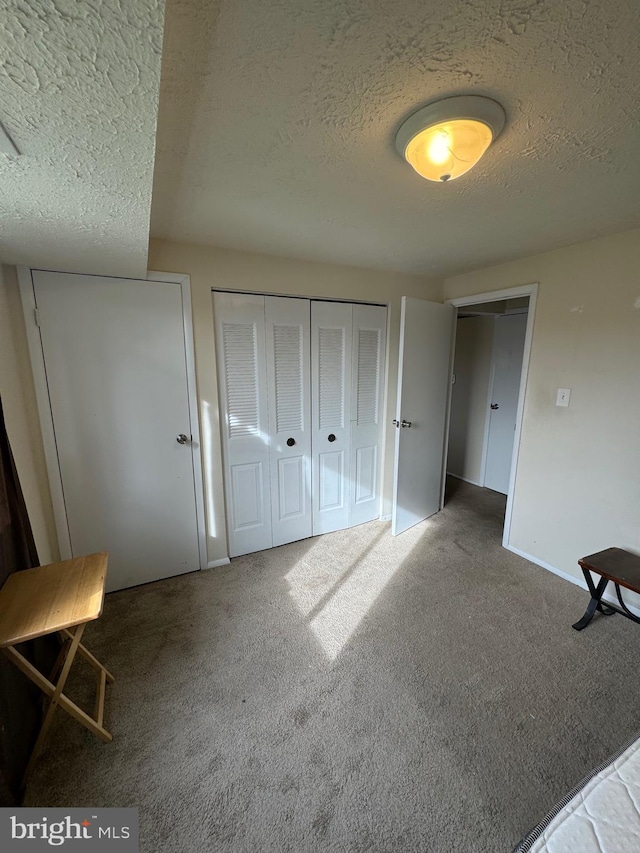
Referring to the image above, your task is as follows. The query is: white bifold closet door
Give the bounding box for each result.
[265,296,312,547]
[214,293,313,557]
[214,293,386,558]
[214,293,273,557]
[311,302,387,534]
[349,304,387,527]
[311,301,353,534]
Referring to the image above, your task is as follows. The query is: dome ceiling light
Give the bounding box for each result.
[395,95,506,183]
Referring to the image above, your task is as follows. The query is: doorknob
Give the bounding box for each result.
[490,404,499,410]
[176,434,190,444]
[286,437,296,447]
[401,419,412,428]
[328,434,336,442]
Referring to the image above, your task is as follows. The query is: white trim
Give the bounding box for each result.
[446,283,538,551]
[447,284,537,306]
[174,274,208,571]
[17,266,73,559]
[446,472,483,487]
[211,286,386,308]
[148,270,208,568]
[146,270,189,284]
[379,304,393,520]
[439,308,457,509]
[506,544,581,585]
[506,544,640,620]
[17,266,208,571]
[206,557,231,569]
[502,285,537,548]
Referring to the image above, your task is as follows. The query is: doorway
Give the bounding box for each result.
[445,285,537,548]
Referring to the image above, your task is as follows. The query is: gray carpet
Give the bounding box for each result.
[25,479,640,852]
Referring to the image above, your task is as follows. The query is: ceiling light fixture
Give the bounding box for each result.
[395,95,505,183]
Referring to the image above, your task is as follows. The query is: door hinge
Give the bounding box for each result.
[34,307,41,328]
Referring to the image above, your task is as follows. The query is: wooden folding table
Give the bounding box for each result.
[0,552,114,783]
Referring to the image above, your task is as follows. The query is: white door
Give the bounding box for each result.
[312,301,353,535]
[484,313,528,495]
[350,304,387,527]
[32,270,201,591]
[392,297,454,535]
[214,293,272,557]
[265,296,312,547]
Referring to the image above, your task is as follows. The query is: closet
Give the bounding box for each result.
[214,293,387,557]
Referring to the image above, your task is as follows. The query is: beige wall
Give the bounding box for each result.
[447,316,494,484]
[0,264,58,564]
[148,239,441,564]
[444,228,640,592]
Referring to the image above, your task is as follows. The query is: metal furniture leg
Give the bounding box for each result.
[572,573,611,631]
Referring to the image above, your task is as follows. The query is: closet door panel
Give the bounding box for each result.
[350,305,387,526]
[312,301,353,534]
[214,292,272,557]
[265,296,312,547]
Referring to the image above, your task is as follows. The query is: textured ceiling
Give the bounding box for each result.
[151,0,640,277]
[0,1,165,277]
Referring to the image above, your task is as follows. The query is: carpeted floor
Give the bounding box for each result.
[25,479,640,852]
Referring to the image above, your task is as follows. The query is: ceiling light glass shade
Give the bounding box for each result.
[396,95,506,183]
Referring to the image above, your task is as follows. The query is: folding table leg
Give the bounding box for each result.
[2,623,114,786]
[22,622,87,782]
[60,627,115,683]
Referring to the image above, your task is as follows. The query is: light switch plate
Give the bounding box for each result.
[556,388,571,407]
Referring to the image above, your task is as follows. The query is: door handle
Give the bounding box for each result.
[401,419,412,428]
[393,419,399,428]
[286,437,296,447]
[490,404,499,410]
[328,434,336,442]
[176,433,190,444]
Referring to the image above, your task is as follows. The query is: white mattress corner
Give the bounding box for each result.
[523,736,640,853]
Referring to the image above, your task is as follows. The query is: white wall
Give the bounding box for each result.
[447,316,494,485]
[0,264,57,564]
[444,228,640,594]
[148,239,441,564]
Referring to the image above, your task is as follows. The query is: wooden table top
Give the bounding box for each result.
[0,553,108,647]
[579,547,640,593]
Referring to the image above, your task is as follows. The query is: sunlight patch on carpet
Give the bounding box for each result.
[286,520,433,659]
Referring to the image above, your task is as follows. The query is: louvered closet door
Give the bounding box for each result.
[214,293,272,557]
[265,296,312,547]
[311,301,353,535]
[350,305,387,526]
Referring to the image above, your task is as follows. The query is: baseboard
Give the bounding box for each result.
[379,514,392,522]
[205,557,231,569]
[505,544,640,619]
[446,472,483,487]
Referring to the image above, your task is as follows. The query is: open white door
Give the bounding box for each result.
[392,297,454,535]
